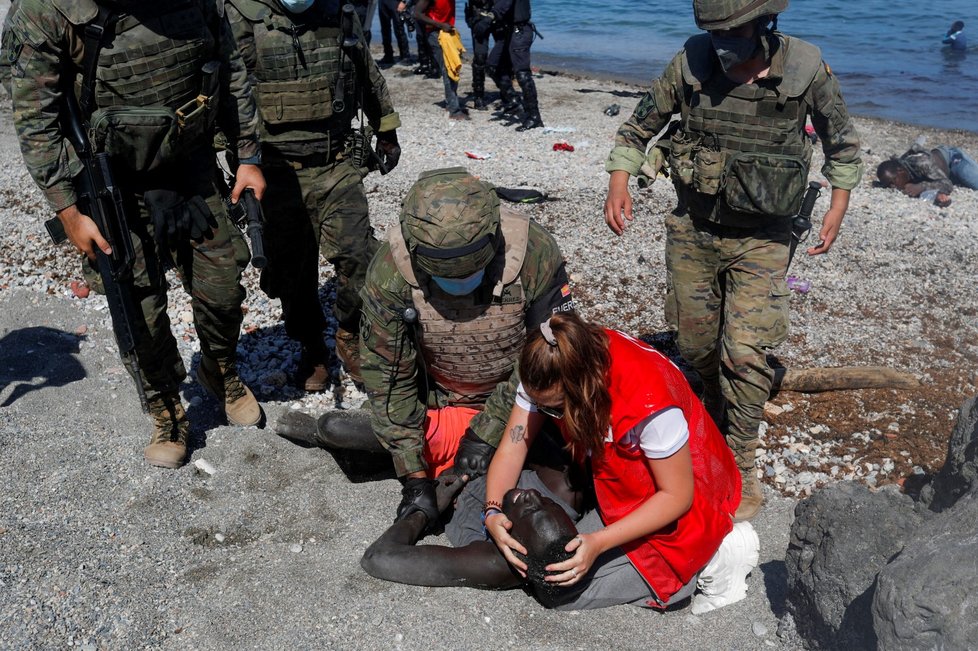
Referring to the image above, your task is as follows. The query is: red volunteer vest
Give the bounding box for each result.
[570,330,741,605]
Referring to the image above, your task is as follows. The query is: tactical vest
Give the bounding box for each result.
[229,0,353,132]
[388,207,530,400]
[53,0,219,170]
[674,32,821,223]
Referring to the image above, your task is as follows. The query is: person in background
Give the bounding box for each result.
[603,0,863,521]
[943,21,966,51]
[876,142,978,207]
[379,0,412,64]
[484,312,759,612]
[487,0,543,130]
[414,0,468,120]
[464,0,496,110]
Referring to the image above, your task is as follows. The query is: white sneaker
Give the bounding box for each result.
[690,521,760,615]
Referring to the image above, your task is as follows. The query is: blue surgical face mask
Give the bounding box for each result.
[279,0,315,13]
[710,33,758,72]
[431,269,486,296]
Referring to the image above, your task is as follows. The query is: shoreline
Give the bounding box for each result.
[527,53,978,136]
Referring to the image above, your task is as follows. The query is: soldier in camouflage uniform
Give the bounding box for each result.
[309,168,574,523]
[225,0,400,392]
[603,0,863,521]
[5,0,266,469]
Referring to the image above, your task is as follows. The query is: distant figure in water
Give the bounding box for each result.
[943,21,966,51]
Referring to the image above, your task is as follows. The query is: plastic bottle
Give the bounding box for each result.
[919,189,939,202]
[786,276,811,294]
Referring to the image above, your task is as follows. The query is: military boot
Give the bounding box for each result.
[197,356,263,427]
[472,64,489,110]
[295,343,333,393]
[734,465,764,522]
[144,393,188,469]
[334,328,365,390]
[515,70,543,131]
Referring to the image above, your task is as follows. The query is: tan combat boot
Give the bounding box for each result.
[295,345,333,393]
[197,355,263,427]
[734,465,765,522]
[144,394,188,469]
[334,328,364,389]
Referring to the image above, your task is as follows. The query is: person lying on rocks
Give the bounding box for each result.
[876,143,978,207]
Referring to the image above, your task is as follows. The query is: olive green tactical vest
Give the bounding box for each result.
[678,32,821,222]
[53,0,216,111]
[229,0,353,132]
[388,207,530,400]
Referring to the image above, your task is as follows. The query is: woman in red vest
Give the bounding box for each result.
[485,312,759,611]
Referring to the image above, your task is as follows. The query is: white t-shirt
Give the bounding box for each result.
[515,383,689,459]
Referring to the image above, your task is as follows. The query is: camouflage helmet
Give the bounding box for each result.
[400,167,501,278]
[693,0,788,31]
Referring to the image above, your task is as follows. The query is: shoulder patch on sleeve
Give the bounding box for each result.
[634,91,656,121]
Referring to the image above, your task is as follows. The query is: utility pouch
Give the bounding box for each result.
[668,133,695,187]
[89,61,222,172]
[692,146,725,195]
[175,60,221,143]
[722,152,807,218]
[256,76,339,124]
[89,106,179,173]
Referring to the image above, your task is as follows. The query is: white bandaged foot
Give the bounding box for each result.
[690,521,760,615]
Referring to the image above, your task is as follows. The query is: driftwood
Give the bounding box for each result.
[771,367,921,393]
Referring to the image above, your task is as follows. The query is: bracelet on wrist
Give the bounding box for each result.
[483,499,502,513]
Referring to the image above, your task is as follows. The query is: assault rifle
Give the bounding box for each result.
[44,90,148,412]
[788,181,822,269]
[339,3,391,175]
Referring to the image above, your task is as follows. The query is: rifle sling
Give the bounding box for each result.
[77,5,117,118]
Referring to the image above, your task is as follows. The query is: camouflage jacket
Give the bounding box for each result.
[607,32,863,196]
[0,0,21,99]
[359,219,574,477]
[225,0,399,158]
[5,0,261,213]
[895,144,954,195]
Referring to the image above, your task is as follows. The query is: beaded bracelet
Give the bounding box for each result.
[481,507,503,539]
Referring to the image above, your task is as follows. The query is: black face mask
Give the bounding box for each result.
[710,32,759,72]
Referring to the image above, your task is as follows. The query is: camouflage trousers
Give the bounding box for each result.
[84,154,250,402]
[259,157,378,347]
[665,211,791,469]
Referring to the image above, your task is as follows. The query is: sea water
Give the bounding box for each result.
[382,0,976,133]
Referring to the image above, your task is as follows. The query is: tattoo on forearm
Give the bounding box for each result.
[509,425,525,444]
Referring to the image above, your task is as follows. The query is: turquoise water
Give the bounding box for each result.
[385,0,977,132]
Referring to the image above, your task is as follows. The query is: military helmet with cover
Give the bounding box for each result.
[693,0,788,31]
[400,167,501,279]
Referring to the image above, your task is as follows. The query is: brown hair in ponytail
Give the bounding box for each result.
[520,312,612,458]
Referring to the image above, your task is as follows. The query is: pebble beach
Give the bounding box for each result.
[1,29,977,649]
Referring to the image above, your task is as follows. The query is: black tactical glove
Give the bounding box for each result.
[374,130,401,174]
[451,428,496,479]
[395,476,439,525]
[146,190,217,266]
